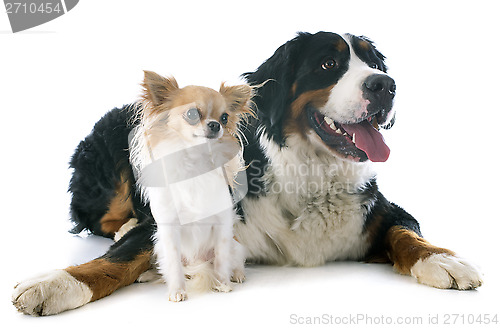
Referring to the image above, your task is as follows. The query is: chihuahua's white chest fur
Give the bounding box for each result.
[141,137,245,302]
[147,165,245,301]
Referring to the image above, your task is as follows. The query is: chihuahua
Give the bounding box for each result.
[130,71,253,302]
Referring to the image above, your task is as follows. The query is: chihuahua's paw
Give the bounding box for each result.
[168,289,187,302]
[213,282,232,293]
[231,269,246,283]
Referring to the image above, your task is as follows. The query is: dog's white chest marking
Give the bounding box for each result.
[235,134,376,266]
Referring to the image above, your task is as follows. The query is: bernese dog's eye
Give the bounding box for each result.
[220,113,229,125]
[185,108,201,125]
[321,58,336,70]
[369,63,379,69]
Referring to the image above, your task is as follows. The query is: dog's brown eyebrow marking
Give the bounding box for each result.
[335,39,348,52]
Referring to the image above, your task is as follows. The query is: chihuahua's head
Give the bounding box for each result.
[139,71,254,148]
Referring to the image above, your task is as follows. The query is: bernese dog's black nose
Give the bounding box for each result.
[362,74,396,120]
[363,74,396,99]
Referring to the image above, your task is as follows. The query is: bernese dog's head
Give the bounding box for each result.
[245,32,396,162]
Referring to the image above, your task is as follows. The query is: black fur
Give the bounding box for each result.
[68,105,151,238]
[349,34,388,72]
[243,32,351,146]
[102,216,155,263]
[364,186,422,261]
[242,32,353,196]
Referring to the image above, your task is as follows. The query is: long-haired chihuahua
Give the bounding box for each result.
[130,71,253,302]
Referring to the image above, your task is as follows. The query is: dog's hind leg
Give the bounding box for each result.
[12,218,155,316]
[365,193,483,290]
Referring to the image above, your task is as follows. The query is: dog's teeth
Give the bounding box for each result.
[336,128,342,134]
[329,123,336,130]
[324,116,333,125]
[352,133,356,144]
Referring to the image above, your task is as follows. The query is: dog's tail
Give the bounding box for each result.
[185,261,228,293]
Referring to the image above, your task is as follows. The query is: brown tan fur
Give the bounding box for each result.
[65,251,152,302]
[99,172,134,235]
[385,226,455,275]
[285,86,334,138]
[335,38,348,51]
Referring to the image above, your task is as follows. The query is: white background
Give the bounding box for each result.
[1,0,500,327]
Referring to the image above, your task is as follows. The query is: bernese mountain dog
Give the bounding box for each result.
[12,31,482,316]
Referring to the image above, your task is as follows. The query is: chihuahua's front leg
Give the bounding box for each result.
[148,189,186,302]
[212,211,235,292]
[154,224,186,301]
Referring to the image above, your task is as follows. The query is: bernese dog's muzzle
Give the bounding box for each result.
[362,74,396,124]
[308,73,396,163]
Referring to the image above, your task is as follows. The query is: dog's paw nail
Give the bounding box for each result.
[168,289,187,302]
[231,270,246,283]
[214,282,232,293]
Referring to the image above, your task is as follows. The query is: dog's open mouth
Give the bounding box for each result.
[307,107,390,162]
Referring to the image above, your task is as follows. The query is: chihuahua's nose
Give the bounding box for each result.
[206,121,221,139]
[207,121,220,133]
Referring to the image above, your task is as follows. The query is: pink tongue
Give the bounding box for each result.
[341,121,390,162]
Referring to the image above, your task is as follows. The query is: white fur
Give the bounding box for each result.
[114,218,138,242]
[410,253,483,290]
[322,34,393,125]
[136,268,163,283]
[132,102,246,301]
[149,183,245,301]
[234,132,377,266]
[12,270,92,316]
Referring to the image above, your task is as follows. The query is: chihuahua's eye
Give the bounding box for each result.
[220,113,229,125]
[185,108,201,125]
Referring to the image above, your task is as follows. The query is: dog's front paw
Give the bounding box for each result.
[168,288,187,302]
[12,270,93,316]
[231,269,245,283]
[213,282,232,293]
[411,253,483,290]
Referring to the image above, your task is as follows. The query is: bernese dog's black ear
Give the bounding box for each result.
[354,35,388,73]
[243,33,307,145]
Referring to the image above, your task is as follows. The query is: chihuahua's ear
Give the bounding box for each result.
[142,70,179,107]
[219,83,254,115]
